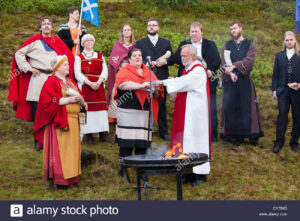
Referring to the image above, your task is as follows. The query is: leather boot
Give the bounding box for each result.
[86,134,94,146]
[99,132,114,143]
[34,139,40,151]
[119,166,131,183]
[192,175,207,186]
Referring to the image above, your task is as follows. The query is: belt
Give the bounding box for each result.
[36,69,52,74]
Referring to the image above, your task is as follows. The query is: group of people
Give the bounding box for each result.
[7,6,300,190]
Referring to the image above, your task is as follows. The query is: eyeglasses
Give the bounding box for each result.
[147,24,158,27]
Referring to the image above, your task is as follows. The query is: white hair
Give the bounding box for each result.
[181,44,197,58]
[81,34,95,46]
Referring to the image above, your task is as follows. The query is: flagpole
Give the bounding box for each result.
[75,0,84,56]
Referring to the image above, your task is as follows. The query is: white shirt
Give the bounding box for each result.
[148,34,159,46]
[191,39,203,58]
[286,48,295,60]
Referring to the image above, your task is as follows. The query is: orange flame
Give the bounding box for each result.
[164,143,188,159]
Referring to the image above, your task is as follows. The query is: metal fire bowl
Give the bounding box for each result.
[122,153,208,168]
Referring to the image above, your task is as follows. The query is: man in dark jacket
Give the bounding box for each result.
[272,31,300,153]
[58,6,86,56]
[136,18,173,141]
[170,21,221,143]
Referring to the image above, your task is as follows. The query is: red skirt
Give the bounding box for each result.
[82,75,108,111]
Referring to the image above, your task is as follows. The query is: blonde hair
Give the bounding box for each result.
[119,24,135,44]
[283,31,300,55]
[190,21,202,31]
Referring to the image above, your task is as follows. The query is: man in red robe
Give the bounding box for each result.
[8,16,74,151]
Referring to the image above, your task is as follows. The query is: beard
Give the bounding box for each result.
[182,58,193,67]
[147,30,158,36]
[232,31,242,40]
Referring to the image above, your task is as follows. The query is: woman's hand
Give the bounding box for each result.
[141,82,150,90]
[68,96,80,104]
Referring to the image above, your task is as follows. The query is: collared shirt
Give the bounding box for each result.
[191,39,203,58]
[148,34,159,46]
[286,48,295,60]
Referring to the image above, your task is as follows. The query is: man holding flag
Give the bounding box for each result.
[58,6,87,56]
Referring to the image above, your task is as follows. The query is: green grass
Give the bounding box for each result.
[0,0,299,200]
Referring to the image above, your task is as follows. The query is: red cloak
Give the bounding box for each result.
[170,64,212,157]
[33,76,83,149]
[8,34,75,121]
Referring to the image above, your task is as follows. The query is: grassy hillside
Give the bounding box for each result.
[0,0,299,200]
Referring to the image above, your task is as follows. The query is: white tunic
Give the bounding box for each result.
[15,40,57,101]
[74,51,109,134]
[163,61,210,175]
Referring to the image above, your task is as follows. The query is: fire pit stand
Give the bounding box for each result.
[122,153,208,200]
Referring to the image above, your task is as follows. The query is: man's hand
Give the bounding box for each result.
[230,73,238,82]
[155,58,167,67]
[272,91,278,100]
[30,68,41,77]
[170,93,176,103]
[77,29,82,36]
[207,70,213,78]
[155,80,164,88]
[294,83,300,91]
[224,65,235,75]
[73,39,80,45]
[151,61,157,68]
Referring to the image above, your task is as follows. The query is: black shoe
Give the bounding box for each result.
[53,184,68,191]
[273,145,282,153]
[99,132,114,143]
[290,145,298,153]
[234,139,244,146]
[192,175,207,186]
[181,173,195,184]
[160,134,171,141]
[86,134,94,146]
[212,137,218,142]
[34,140,40,152]
[250,141,261,147]
[119,167,131,183]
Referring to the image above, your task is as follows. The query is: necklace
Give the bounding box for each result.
[236,42,242,51]
[83,51,94,64]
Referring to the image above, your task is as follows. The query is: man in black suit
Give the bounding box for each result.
[136,18,173,141]
[170,21,221,142]
[272,31,300,153]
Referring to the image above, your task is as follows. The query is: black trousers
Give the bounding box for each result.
[31,101,39,144]
[275,93,300,147]
[158,87,168,137]
[210,86,218,138]
[31,101,38,122]
[119,148,146,158]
